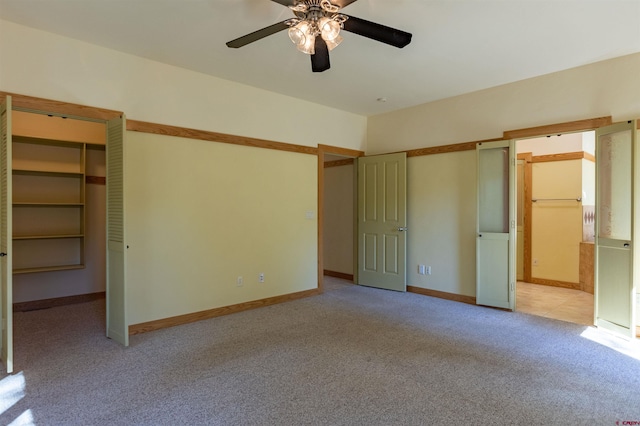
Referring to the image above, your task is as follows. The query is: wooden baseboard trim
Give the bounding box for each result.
[407,286,476,305]
[13,291,105,312]
[637,326,640,338]
[323,270,354,281]
[530,278,581,290]
[86,175,106,185]
[129,288,321,335]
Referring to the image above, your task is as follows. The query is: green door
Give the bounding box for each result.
[476,140,516,310]
[0,96,13,373]
[595,121,636,338]
[106,115,128,346]
[357,153,407,291]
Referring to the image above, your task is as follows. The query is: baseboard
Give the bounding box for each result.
[530,277,581,290]
[637,326,640,338]
[13,291,106,312]
[323,270,354,282]
[407,286,476,305]
[129,288,321,335]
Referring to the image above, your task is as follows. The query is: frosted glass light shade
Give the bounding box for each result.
[289,21,315,55]
[319,17,341,41]
[324,34,343,51]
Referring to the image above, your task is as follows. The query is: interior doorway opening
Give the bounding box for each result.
[317,144,363,292]
[515,131,595,325]
[322,153,357,283]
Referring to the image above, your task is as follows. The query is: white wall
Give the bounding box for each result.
[125,132,318,325]
[0,20,367,152]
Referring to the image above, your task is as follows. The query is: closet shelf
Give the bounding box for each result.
[13,202,84,207]
[13,135,86,148]
[13,169,84,178]
[13,234,84,240]
[13,264,86,275]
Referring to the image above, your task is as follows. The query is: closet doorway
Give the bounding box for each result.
[317,145,362,291]
[515,132,595,325]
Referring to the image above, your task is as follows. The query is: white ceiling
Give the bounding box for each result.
[1,0,639,116]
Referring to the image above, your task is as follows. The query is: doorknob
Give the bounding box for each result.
[397,227,407,232]
[624,243,630,248]
[0,253,6,257]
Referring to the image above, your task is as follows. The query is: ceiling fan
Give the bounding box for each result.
[226,0,412,72]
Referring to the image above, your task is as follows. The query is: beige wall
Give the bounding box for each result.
[407,151,477,296]
[531,160,583,283]
[0,20,367,152]
[517,133,583,157]
[125,132,317,325]
[369,54,640,311]
[0,20,357,320]
[368,53,640,154]
[323,164,354,276]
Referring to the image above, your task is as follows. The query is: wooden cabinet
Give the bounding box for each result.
[12,136,86,273]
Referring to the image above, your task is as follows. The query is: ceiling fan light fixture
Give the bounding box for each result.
[289,21,316,55]
[319,17,341,41]
[324,34,343,51]
[288,22,308,46]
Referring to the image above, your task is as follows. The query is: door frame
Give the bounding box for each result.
[517,152,533,283]
[0,91,123,345]
[509,123,611,324]
[317,144,364,292]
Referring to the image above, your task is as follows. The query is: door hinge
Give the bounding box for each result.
[510,282,515,291]
[511,220,515,229]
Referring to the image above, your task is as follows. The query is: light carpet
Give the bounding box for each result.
[1,277,639,425]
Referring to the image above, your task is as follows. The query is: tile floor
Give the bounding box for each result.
[516,281,594,325]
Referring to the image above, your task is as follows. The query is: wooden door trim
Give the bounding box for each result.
[517,153,533,283]
[504,116,612,140]
[128,119,318,155]
[0,91,122,121]
[317,144,364,292]
[531,151,594,163]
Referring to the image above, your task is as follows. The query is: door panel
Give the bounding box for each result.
[106,115,128,346]
[0,96,13,373]
[476,140,515,310]
[357,153,407,291]
[595,121,636,338]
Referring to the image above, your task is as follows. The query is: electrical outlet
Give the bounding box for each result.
[259,273,265,283]
[236,276,243,287]
[426,266,432,275]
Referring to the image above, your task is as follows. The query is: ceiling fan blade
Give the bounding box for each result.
[331,0,359,8]
[311,37,330,72]
[342,15,412,48]
[226,21,289,48]
[269,0,296,6]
